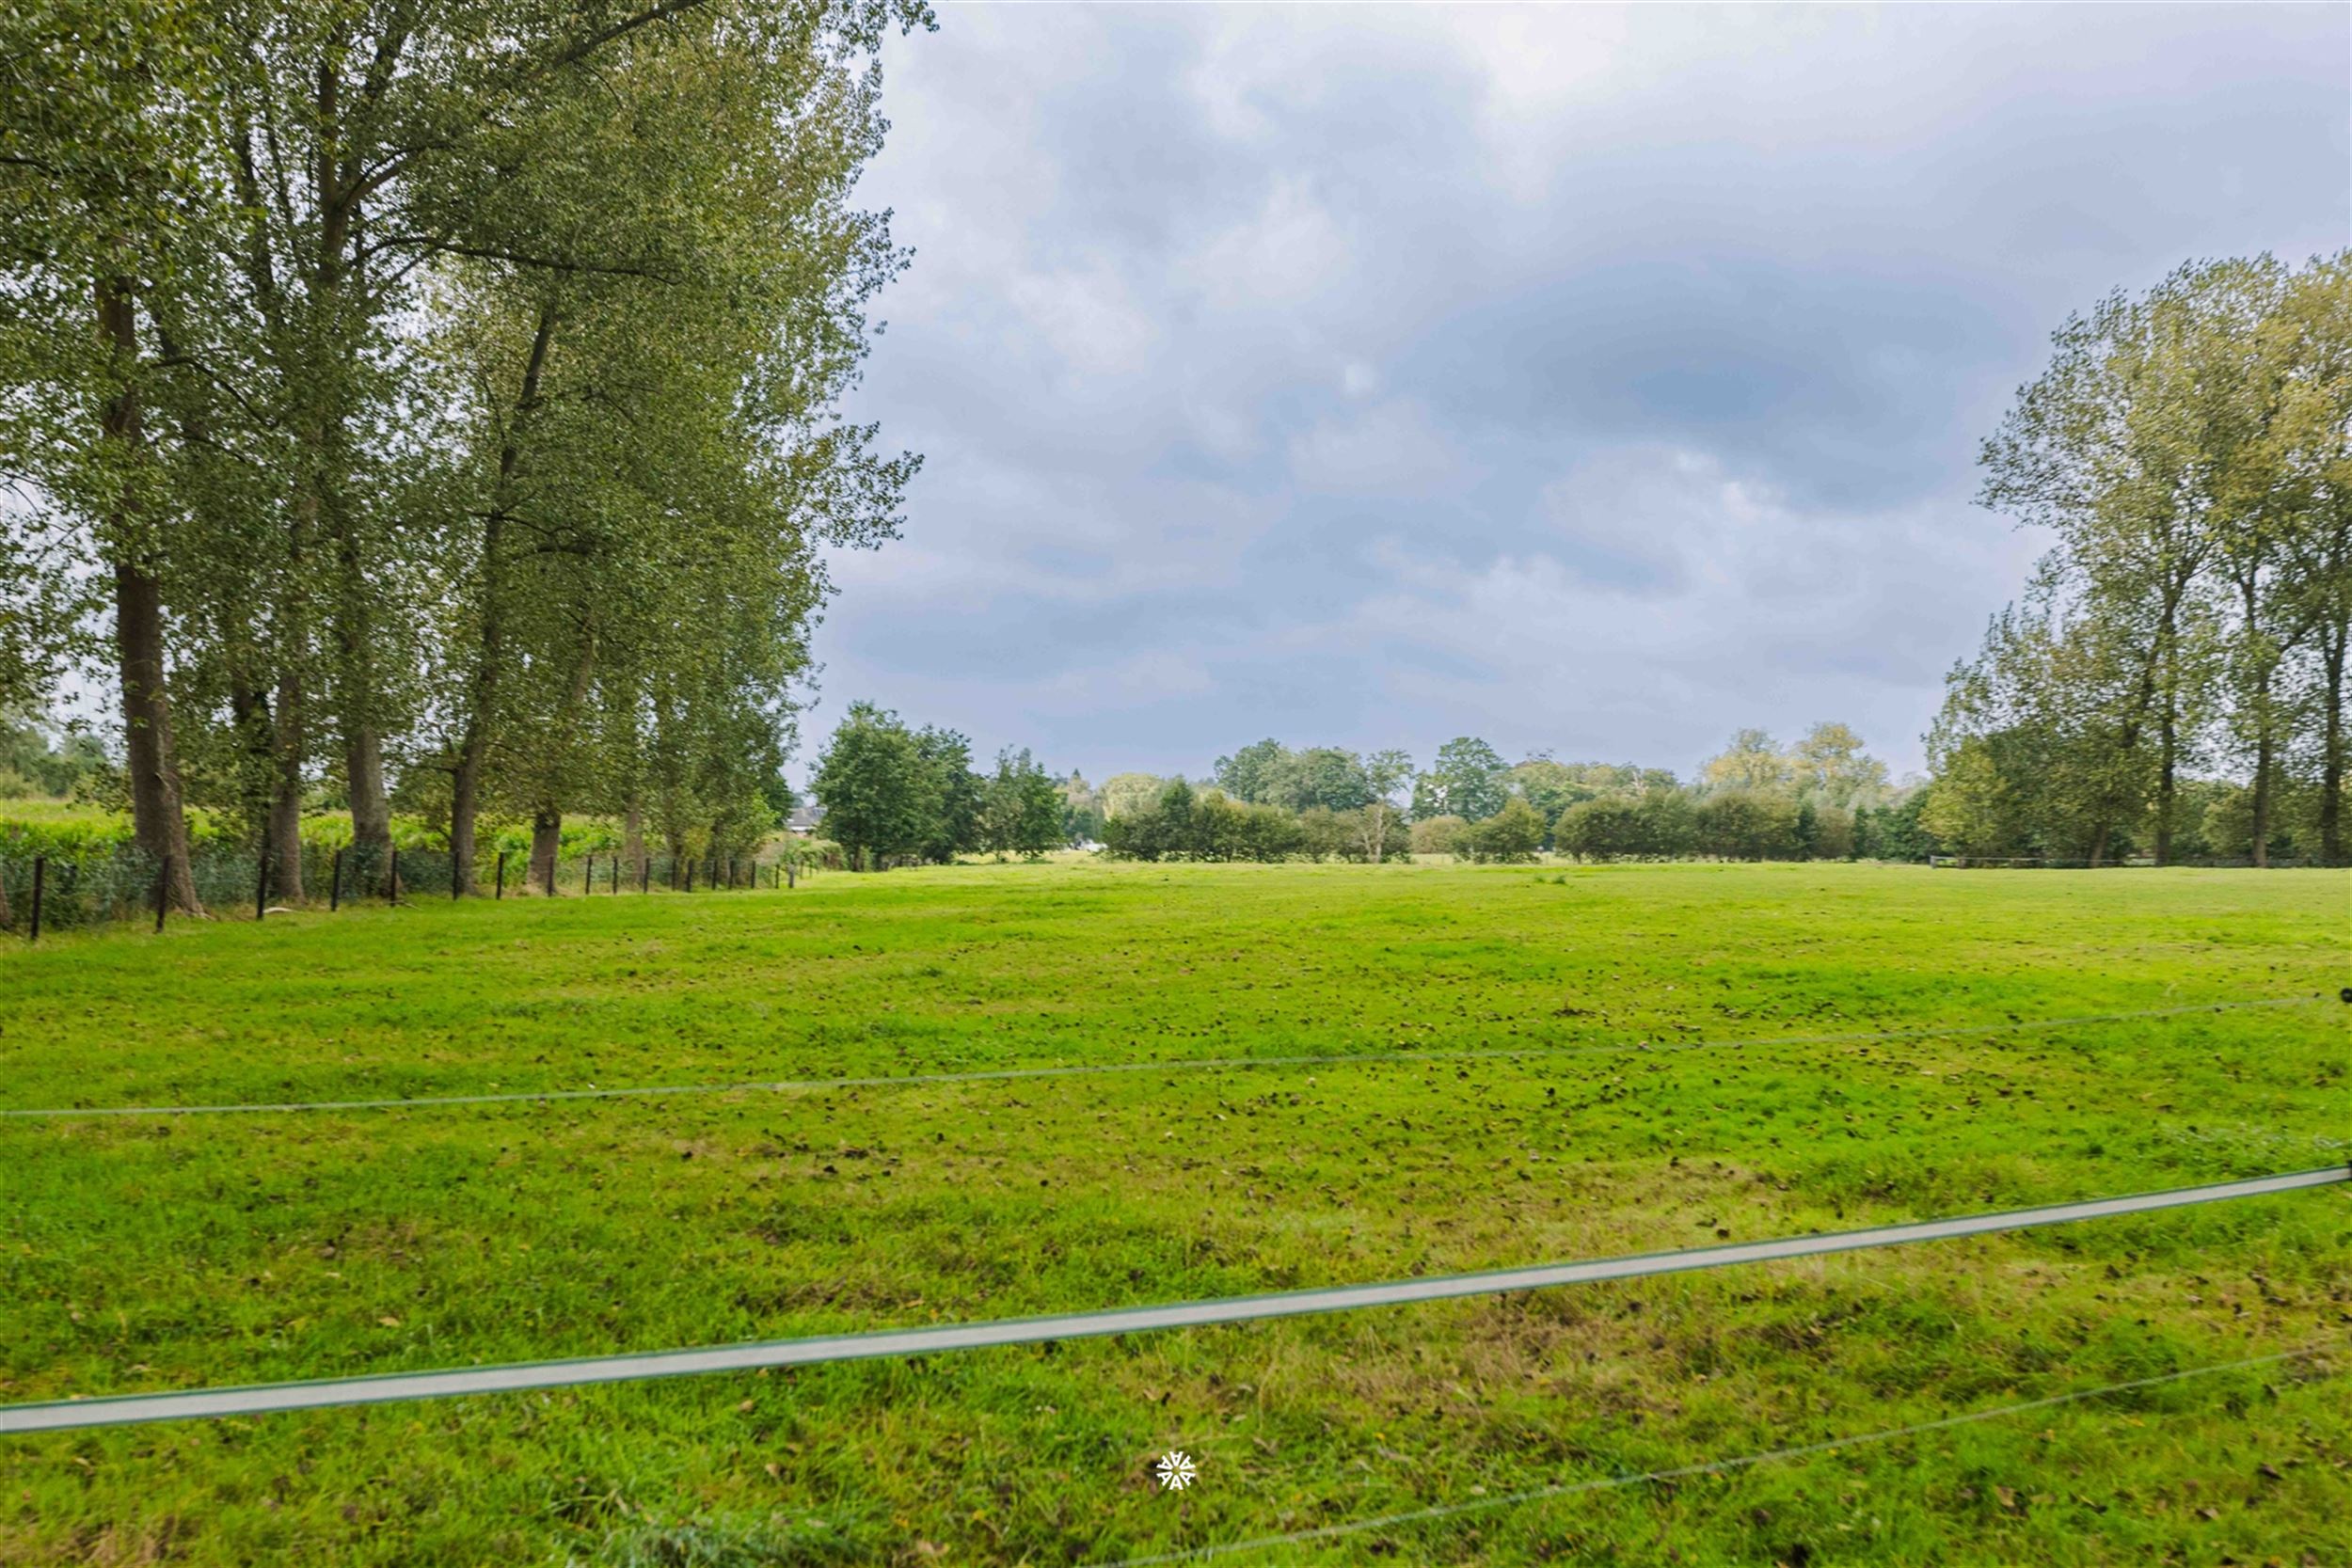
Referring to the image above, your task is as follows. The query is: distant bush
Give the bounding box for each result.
[1461,797,1545,863]
[1409,815,1468,858]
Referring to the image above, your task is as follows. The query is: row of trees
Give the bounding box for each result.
[1931,253,2351,865]
[0,0,929,908]
[1098,777,1412,863]
[810,702,1065,868]
[1082,724,1927,864]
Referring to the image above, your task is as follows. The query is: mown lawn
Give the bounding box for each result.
[1,860,2345,1565]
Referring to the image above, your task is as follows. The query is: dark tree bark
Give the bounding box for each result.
[451,305,556,894]
[529,807,562,893]
[2321,621,2346,864]
[98,275,203,914]
[267,666,306,899]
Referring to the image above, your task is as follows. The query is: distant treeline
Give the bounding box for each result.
[1085,724,1934,864]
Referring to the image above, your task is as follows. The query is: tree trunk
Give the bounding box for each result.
[450,746,483,896]
[98,276,202,914]
[2249,735,2273,869]
[2321,624,2345,865]
[530,808,562,893]
[347,724,390,861]
[268,668,306,900]
[228,676,277,843]
[449,306,555,896]
[2153,702,2176,867]
[331,459,391,868]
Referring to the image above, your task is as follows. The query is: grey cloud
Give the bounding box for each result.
[805,4,2348,783]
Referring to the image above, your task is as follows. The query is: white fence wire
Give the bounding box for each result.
[4,1165,2341,1434]
[0,995,2324,1120]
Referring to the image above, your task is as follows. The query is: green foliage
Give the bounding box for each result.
[1210,737,1287,803]
[1097,771,1164,822]
[1954,253,2352,865]
[1412,736,1506,821]
[0,714,106,800]
[1555,795,1645,862]
[1407,813,1468,857]
[0,0,933,908]
[914,727,982,863]
[980,748,1065,860]
[1460,795,1545,862]
[811,702,939,870]
[1692,788,1802,861]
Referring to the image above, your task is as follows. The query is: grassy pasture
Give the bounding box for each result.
[1,860,2345,1565]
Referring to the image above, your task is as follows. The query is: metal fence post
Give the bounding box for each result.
[156,854,170,932]
[612,855,620,895]
[583,852,594,895]
[496,851,506,899]
[544,850,556,898]
[330,848,342,911]
[256,849,269,921]
[452,848,461,899]
[28,854,44,942]
[641,856,650,895]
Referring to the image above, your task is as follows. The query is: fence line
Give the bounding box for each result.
[3,994,2326,1121]
[1092,1344,2338,1566]
[1,841,824,940]
[4,1166,2341,1434]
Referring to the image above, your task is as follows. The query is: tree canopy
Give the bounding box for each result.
[0,0,932,906]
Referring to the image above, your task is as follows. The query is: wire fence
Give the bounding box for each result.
[1092,1345,2339,1566]
[1929,854,2328,869]
[1,1166,2339,1433]
[0,839,822,940]
[3,994,2326,1121]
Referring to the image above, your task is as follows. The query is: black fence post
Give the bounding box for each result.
[330,848,342,911]
[544,851,556,898]
[612,855,620,895]
[256,849,269,921]
[452,848,461,899]
[641,856,650,895]
[388,847,399,902]
[496,851,506,899]
[28,854,44,942]
[155,854,171,932]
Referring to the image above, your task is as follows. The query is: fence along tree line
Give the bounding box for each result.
[0,0,931,918]
[5,832,829,939]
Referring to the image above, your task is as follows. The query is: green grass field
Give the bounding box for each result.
[2,860,2346,1565]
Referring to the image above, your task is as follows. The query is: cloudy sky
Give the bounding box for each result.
[806,3,2348,786]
